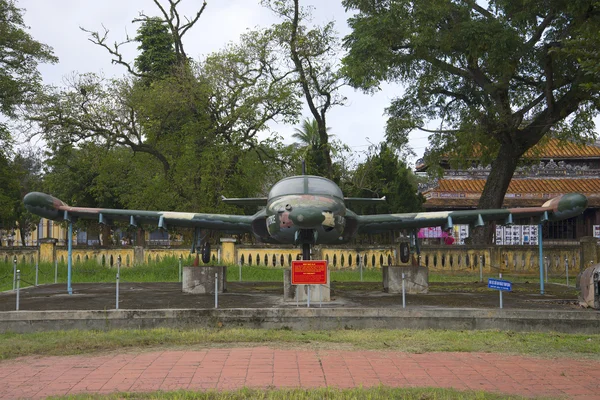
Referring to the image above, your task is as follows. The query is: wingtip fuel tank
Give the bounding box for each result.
[543,193,588,221]
[23,192,67,220]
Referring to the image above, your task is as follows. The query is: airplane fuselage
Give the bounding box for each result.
[253,175,359,245]
[265,194,350,244]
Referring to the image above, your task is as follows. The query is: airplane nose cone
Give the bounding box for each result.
[289,208,325,228]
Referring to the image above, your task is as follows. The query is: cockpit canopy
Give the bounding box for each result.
[268,176,344,199]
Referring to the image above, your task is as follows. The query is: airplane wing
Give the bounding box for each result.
[344,196,386,205]
[24,192,254,233]
[221,196,267,207]
[356,193,588,233]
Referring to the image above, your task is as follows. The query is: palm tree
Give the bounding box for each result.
[292,118,336,150]
[292,118,336,176]
[292,118,321,149]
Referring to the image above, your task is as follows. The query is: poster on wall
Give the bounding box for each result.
[495,226,504,245]
[593,225,600,239]
[457,225,469,244]
[528,225,539,245]
[418,226,445,238]
[495,225,538,245]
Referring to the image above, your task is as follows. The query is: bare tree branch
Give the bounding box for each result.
[80,26,143,78]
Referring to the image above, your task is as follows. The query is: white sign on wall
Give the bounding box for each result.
[594,225,600,239]
[496,225,538,245]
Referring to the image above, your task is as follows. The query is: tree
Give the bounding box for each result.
[264,0,346,179]
[0,0,57,117]
[343,0,600,241]
[292,117,335,173]
[134,17,178,81]
[0,0,56,238]
[30,0,302,214]
[11,149,43,245]
[81,0,205,78]
[343,143,423,215]
[0,152,20,237]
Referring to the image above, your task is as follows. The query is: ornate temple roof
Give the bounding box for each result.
[422,178,600,208]
[524,139,600,159]
[415,139,600,172]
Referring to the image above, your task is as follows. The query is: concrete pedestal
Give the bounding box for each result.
[383,265,428,294]
[182,266,227,294]
[283,269,330,302]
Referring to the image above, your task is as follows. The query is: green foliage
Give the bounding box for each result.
[343,143,423,214]
[263,0,347,179]
[30,15,303,214]
[0,0,57,117]
[343,0,600,210]
[291,118,337,175]
[134,17,178,81]
[0,152,20,230]
[0,0,56,230]
[28,387,525,399]
[10,149,43,243]
[1,325,598,360]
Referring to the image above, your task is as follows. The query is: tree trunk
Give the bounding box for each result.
[18,226,26,247]
[471,141,522,244]
[317,123,333,179]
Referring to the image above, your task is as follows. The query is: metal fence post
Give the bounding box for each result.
[116,271,119,310]
[12,256,17,291]
[565,257,569,287]
[499,273,503,309]
[214,272,218,309]
[35,260,39,286]
[402,272,406,309]
[544,256,548,284]
[54,259,58,284]
[16,270,20,311]
[239,261,242,282]
[319,284,322,308]
[179,255,182,283]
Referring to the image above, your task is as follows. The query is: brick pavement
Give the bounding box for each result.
[1,348,599,399]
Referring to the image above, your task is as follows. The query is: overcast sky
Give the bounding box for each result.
[20,0,429,165]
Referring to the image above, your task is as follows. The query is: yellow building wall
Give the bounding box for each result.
[4,234,597,276]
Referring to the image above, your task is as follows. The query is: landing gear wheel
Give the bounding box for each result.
[201,242,211,264]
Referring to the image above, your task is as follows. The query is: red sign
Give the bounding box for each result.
[292,260,328,285]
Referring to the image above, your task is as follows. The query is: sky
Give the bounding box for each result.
[19,0,429,166]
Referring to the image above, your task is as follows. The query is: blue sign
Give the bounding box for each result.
[488,278,512,292]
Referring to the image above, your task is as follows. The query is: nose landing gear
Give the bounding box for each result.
[295,229,317,260]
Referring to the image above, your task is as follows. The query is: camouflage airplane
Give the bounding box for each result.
[24,174,588,261]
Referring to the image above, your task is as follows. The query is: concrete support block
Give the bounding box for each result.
[283,269,330,302]
[182,266,227,294]
[383,265,428,294]
[578,264,600,308]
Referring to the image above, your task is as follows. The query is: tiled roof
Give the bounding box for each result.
[423,178,600,208]
[524,139,600,159]
[434,178,600,194]
[418,139,600,166]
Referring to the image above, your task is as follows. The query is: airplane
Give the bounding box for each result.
[24,174,588,262]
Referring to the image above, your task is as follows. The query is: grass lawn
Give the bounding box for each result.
[0,257,575,292]
[0,327,598,361]
[55,387,532,399]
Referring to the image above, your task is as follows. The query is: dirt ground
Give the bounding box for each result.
[0,279,587,312]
